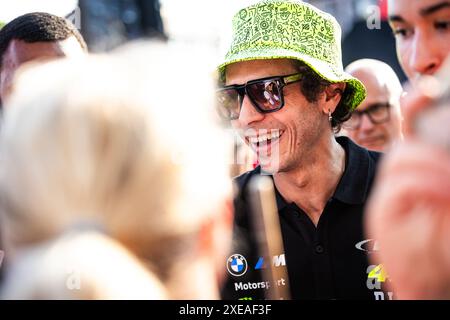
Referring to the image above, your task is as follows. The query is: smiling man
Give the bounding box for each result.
[218,0,385,300]
[343,59,404,152]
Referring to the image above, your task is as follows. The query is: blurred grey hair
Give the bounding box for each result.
[1,232,167,299]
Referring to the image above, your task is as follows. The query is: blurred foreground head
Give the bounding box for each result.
[0,42,233,299]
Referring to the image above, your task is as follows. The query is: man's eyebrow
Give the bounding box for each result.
[420,1,450,16]
[388,15,404,23]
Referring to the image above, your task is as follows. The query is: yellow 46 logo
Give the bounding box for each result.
[368,264,387,282]
[366,264,390,290]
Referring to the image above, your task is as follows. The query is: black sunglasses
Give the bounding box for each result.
[216,73,303,120]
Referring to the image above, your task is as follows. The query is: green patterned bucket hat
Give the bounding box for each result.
[218,0,366,111]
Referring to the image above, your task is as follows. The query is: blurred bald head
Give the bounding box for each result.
[344,59,403,152]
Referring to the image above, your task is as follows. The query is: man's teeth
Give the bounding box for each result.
[249,131,280,144]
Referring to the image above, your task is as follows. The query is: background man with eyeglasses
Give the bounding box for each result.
[342,59,404,152]
[218,0,386,300]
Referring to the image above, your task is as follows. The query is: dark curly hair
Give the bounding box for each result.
[294,60,352,133]
[0,12,87,69]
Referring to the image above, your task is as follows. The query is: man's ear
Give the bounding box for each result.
[322,82,346,113]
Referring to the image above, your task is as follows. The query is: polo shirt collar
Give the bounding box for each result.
[332,136,377,205]
[269,136,377,209]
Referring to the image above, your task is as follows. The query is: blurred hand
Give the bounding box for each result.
[400,87,433,137]
[366,140,450,299]
[401,57,450,138]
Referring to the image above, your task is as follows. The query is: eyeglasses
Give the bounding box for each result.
[216,73,303,120]
[344,102,391,130]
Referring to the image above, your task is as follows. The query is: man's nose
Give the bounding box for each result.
[236,95,265,127]
[359,113,375,132]
[410,32,441,76]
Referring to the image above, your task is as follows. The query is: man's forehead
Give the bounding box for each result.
[5,37,85,66]
[349,67,383,90]
[351,74,389,106]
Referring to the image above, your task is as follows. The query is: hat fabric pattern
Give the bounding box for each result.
[219,0,366,111]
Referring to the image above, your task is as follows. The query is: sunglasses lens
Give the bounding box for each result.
[216,89,241,120]
[247,79,282,111]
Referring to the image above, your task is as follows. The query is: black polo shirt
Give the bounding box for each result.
[221,136,385,300]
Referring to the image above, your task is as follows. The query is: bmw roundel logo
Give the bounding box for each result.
[226,254,248,277]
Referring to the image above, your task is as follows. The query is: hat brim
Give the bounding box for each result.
[218,48,366,111]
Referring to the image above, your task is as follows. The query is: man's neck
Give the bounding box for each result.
[273,135,346,226]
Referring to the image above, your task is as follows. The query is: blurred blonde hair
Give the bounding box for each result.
[1,232,167,299]
[0,41,232,298]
